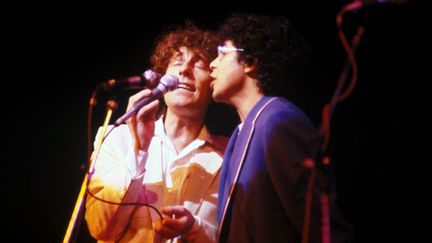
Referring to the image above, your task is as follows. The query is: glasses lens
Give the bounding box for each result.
[218,46,244,56]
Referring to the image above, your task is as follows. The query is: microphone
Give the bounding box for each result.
[100,70,161,91]
[344,0,410,11]
[114,74,179,126]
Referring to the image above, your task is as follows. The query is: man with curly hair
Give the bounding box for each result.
[85,22,228,242]
[210,13,354,242]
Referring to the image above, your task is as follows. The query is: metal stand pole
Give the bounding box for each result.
[63,99,117,243]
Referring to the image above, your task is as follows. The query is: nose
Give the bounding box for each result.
[210,57,218,70]
[179,59,193,77]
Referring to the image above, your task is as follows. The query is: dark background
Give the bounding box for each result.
[3,1,429,242]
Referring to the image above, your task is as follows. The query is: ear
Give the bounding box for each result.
[243,59,257,74]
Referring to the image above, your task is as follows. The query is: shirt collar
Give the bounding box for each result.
[154,116,227,151]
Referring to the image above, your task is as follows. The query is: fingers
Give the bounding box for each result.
[126,89,160,123]
[135,99,159,122]
[161,206,193,229]
[126,88,158,124]
[161,205,189,217]
[129,116,140,152]
[154,219,179,239]
[154,206,195,238]
[126,89,152,112]
[126,89,160,152]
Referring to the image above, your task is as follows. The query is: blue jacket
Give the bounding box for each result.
[217,96,354,243]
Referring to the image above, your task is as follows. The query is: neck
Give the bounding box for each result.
[231,79,263,122]
[163,110,205,153]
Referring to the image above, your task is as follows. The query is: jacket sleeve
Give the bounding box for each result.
[264,111,354,243]
[84,126,148,241]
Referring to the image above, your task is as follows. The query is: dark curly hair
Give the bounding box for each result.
[150,21,219,74]
[218,13,312,97]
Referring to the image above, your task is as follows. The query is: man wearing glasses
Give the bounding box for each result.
[210,13,354,243]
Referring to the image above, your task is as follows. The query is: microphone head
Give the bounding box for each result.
[99,69,162,91]
[143,70,161,88]
[159,74,179,91]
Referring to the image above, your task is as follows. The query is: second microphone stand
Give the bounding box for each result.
[63,97,118,243]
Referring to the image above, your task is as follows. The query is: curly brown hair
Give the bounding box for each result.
[147,21,238,136]
[150,21,219,74]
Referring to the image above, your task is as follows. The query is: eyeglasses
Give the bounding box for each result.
[217,45,244,56]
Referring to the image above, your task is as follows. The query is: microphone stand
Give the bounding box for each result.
[63,98,118,243]
[319,8,364,243]
[302,3,365,243]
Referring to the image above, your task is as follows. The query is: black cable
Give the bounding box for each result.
[85,188,163,221]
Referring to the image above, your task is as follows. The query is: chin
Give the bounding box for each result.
[212,92,224,104]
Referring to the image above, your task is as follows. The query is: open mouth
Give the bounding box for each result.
[178,83,195,92]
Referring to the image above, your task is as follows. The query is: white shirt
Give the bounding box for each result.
[85,118,228,243]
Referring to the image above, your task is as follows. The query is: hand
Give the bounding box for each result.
[154,205,195,239]
[126,89,160,152]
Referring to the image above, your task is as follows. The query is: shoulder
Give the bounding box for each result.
[259,97,313,126]
[95,124,133,150]
[256,97,318,141]
[207,134,230,152]
[255,98,319,154]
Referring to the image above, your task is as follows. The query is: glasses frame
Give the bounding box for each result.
[217,45,244,56]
